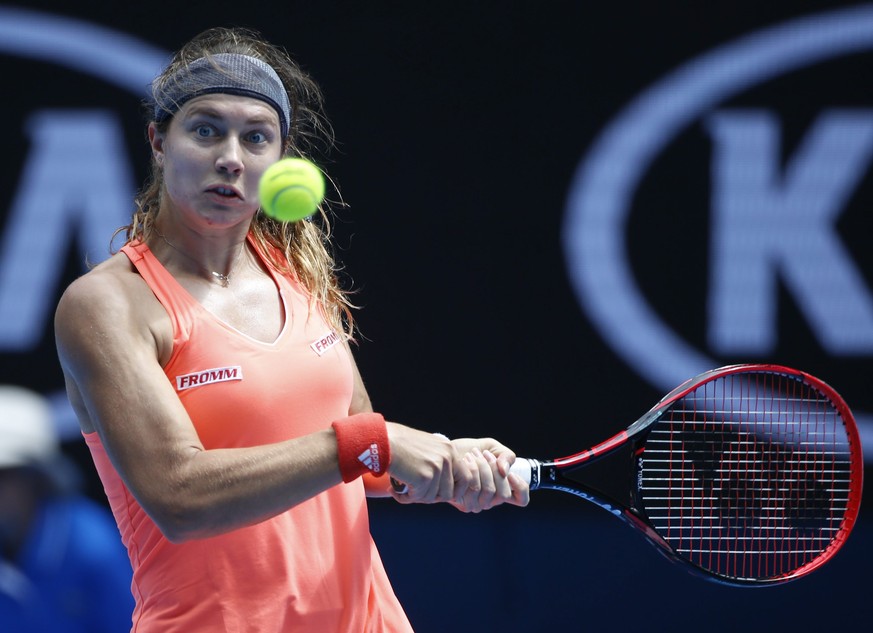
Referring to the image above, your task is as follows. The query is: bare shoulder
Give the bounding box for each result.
[55,251,169,363]
[59,253,131,305]
[57,253,145,329]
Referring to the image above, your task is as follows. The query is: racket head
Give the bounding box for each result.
[628,364,863,585]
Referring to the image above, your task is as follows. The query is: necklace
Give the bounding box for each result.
[153,229,231,287]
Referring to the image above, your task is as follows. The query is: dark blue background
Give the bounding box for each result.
[1,1,870,630]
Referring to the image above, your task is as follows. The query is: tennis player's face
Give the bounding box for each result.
[151,94,283,228]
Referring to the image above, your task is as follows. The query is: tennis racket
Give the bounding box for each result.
[509,364,863,586]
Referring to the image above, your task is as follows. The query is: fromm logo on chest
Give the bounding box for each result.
[176,366,244,391]
[310,331,341,356]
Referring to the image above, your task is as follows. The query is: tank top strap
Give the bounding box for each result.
[121,240,198,343]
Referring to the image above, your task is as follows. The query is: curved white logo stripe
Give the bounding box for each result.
[0,9,168,438]
[0,7,167,94]
[563,6,873,457]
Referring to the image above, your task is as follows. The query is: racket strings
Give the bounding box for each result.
[639,371,855,581]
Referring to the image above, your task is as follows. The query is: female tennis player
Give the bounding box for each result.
[54,26,528,632]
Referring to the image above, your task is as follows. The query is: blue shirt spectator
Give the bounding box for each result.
[0,385,134,632]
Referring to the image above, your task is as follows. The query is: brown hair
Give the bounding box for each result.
[118,27,355,338]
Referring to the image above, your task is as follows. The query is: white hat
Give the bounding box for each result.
[0,385,58,468]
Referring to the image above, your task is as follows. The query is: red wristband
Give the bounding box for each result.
[332,413,390,482]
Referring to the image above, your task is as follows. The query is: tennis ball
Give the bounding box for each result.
[259,157,325,222]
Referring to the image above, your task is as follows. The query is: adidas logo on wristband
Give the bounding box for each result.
[357,443,382,474]
[332,414,389,483]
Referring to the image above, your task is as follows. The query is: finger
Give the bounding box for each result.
[460,451,490,512]
[468,449,497,510]
[390,486,417,504]
[483,450,509,504]
[448,457,474,513]
[461,452,482,506]
[390,467,441,504]
[475,439,515,478]
[507,472,531,507]
[487,444,515,478]
[436,453,458,503]
[450,454,474,509]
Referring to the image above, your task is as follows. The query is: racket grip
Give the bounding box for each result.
[509,458,540,489]
[392,459,537,494]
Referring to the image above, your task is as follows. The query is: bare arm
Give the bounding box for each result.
[56,267,345,542]
[56,268,482,538]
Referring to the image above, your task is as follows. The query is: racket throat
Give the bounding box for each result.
[528,460,639,523]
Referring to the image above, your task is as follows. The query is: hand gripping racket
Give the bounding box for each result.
[510,364,863,586]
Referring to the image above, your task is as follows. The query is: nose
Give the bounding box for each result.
[215,138,244,175]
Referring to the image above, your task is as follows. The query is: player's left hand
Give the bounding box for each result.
[448,438,530,512]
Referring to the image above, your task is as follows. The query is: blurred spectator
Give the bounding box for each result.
[0,385,134,632]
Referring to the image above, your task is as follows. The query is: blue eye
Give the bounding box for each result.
[247,131,267,144]
[195,124,215,137]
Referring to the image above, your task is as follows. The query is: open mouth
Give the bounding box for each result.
[207,186,241,199]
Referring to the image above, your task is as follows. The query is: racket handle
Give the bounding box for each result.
[392,458,539,494]
[510,458,541,490]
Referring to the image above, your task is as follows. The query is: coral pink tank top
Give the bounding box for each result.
[83,238,412,632]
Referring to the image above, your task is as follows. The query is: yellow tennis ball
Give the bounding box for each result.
[259,157,325,222]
